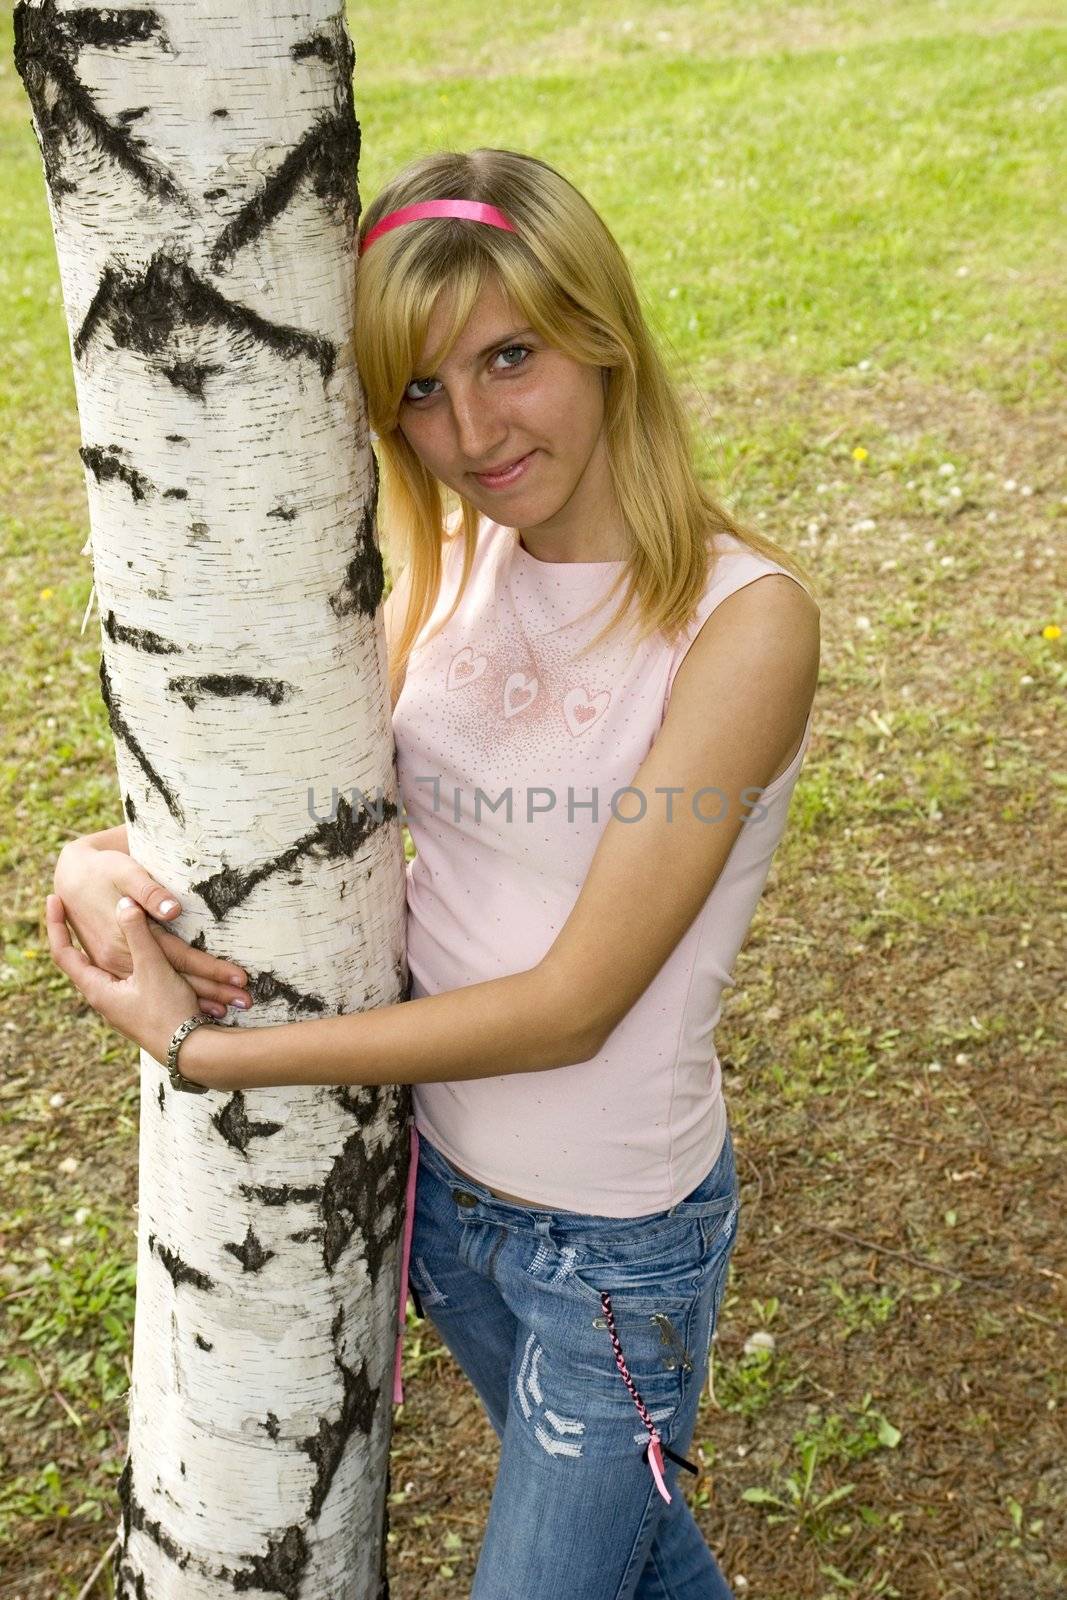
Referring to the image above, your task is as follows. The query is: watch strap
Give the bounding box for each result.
[166,1013,217,1094]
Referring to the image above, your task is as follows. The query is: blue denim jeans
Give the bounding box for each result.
[407,1121,741,1599]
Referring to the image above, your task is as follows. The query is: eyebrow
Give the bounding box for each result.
[419,326,537,376]
[474,326,536,360]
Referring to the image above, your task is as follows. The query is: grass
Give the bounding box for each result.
[1,2,1064,1596]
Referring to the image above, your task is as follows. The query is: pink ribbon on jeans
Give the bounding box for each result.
[392,1122,420,1405]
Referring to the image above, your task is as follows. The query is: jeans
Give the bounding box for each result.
[407,1120,741,1599]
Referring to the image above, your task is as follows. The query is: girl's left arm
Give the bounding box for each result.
[200,572,818,1096]
[46,574,818,1097]
[183,962,591,1091]
[43,889,595,1094]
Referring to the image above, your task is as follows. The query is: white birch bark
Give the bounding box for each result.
[15,5,410,1596]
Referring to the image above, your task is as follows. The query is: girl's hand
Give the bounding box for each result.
[52,842,252,1019]
[45,893,208,1068]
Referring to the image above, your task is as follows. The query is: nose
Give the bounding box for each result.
[449,382,511,469]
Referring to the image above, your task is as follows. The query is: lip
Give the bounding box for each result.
[473,451,536,489]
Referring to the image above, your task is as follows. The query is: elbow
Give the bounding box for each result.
[534,960,612,1067]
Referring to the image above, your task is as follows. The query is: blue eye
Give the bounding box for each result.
[403,343,532,404]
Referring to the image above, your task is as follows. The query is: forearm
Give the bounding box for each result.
[180,963,597,1092]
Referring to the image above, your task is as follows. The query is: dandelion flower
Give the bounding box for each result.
[852,446,868,462]
[40,587,54,600]
[1043,624,1062,640]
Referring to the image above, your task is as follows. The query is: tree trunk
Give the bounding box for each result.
[14,4,410,1595]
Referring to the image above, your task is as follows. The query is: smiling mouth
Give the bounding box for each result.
[473,452,531,476]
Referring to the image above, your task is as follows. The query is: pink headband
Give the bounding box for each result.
[359,199,518,257]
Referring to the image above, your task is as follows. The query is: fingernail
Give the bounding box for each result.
[117,896,133,910]
[159,899,178,914]
[231,997,249,1010]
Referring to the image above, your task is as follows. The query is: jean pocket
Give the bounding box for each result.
[561,1214,707,1313]
[698,1187,741,1256]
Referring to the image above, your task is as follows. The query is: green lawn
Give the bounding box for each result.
[1,4,1063,1596]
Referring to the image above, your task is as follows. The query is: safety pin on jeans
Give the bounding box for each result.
[597,1292,699,1504]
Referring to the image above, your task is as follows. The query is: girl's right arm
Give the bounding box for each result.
[52,832,252,1018]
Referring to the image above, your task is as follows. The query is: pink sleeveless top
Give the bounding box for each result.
[392,515,815,1217]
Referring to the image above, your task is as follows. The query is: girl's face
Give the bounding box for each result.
[396,273,626,562]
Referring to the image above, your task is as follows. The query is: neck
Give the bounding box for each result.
[516,527,628,564]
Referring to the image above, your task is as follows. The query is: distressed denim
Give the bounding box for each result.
[407,1121,741,1600]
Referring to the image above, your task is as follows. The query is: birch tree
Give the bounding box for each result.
[14,4,410,1595]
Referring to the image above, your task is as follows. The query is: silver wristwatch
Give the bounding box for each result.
[166,1013,217,1094]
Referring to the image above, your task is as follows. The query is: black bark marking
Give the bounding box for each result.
[332,1082,395,1130]
[223,1224,275,1275]
[330,536,384,620]
[239,1182,322,1207]
[194,1334,213,1352]
[72,251,337,387]
[296,1303,379,1523]
[156,1080,165,1113]
[289,1228,324,1244]
[64,8,163,50]
[165,433,187,442]
[123,791,137,821]
[267,503,297,520]
[212,1092,285,1156]
[378,1460,391,1600]
[224,1525,308,1600]
[80,441,154,501]
[160,359,225,399]
[245,968,330,1015]
[263,1412,281,1441]
[167,672,296,712]
[193,793,397,920]
[320,1124,406,1277]
[162,486,188,499]
[290,34,335,65]
[100,656,185,824]
[329,452,383,619]
[206,20,359,278]
[112,1461,191,1575]
[102,608,183,654]
[212,108,229,118]
[150,1236,214,1292]
[12,2,185,210]
[208,110,360,273]
[118,106,150,124]
[116,1452,133,1541]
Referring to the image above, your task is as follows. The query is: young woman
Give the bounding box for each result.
[47,147,820,1598]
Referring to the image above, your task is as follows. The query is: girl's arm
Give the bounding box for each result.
[169,577,819,1097]
[177,961,594,1092]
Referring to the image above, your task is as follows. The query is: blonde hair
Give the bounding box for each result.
[353,147,816,706]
